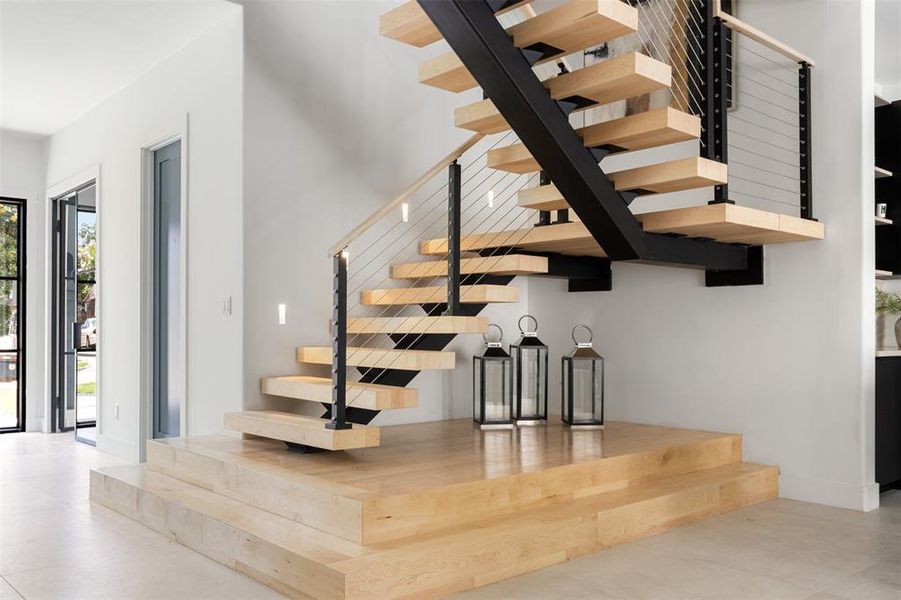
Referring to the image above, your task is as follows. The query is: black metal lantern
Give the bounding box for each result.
[562,325,604,429]
[511,315,548,425]
[473,324,514,430]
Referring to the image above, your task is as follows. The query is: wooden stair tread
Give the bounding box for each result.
[391,254,549,278]
[455,52,671,134]
[380,0,529,47]
[420,0,637,92]
[92,458,776,599]
[362,284,519,306]
[298,346,455,370]
[345,316,488,335]
[224,410,380,451]
[420,204,824,258]
[261,376,418,411]
[518,157,728,210]
[488,107,701,174]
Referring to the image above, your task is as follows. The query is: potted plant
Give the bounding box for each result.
[876,287,901,348]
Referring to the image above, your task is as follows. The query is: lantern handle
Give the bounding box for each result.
[572,324,593,346]
[518,314,539,335]
[484,323,504,346]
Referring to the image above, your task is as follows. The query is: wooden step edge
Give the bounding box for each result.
[455,52,671,134]
[224,410,380,451]
[345,316,489,335]
[517,157,728,210]
[361,284,519,305]
[261,376,419,410]
[90,465,357,597]
[548,51,672,104]
[381,0,529,48]
[418,223,590,256]
[509,0,638,51]
[487,107,701,174]
[332,463,778,597]
[419,0,638,93]
[612,156,728,195]
[391,254,550,278]
[298,346,457,371]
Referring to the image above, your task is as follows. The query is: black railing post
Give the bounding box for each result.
[708,17,731,205]
[798,62,815,220]
[327,251,350,431]
[446,160,462,315]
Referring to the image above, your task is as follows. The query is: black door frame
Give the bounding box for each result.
[50,182,97,442]
[0,196,26,434]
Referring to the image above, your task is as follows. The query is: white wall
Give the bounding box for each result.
[527,0,877,511]
[241,0,528,423]
[0,128,48,432]
[44,6,244,461]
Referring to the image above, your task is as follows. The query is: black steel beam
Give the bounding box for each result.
[706,245,764,286]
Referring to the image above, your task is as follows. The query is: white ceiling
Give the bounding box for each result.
[0,0,237,135]
[877,0,901,95]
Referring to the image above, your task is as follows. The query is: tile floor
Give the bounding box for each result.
[2,432,901,599]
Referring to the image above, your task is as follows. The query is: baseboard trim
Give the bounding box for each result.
[779,473,880,512]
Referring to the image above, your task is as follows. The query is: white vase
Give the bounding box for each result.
[894,316,901,349]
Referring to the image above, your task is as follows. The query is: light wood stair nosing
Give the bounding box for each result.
[224,410,380,451]
[487,107,701,174]
[298,346,456,370]
[261,376,418,411]
[419,0,638,92]
[391,254,549,279]
[517,157,729,211]
[343,315,489,335]
[361,284,519,306]
[455,52,672,134]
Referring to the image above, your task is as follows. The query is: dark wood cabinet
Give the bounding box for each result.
[877,356,901,487]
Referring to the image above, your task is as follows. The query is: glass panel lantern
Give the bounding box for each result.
[561,325,604,429]
[511,315,548,425]
[473,324,514,430]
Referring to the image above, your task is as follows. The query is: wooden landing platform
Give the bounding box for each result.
[91,420,778,599]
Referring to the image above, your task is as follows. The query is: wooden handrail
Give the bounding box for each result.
[328,133,484,257]
[713,1,815,67]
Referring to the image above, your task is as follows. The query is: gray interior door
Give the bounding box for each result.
[153,141,182,439]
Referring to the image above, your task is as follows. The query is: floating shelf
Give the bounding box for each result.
[876,91,891,108]
[876,349,901,358]
[876,166,893,179]
[876,216,893,226]
[877,269,894,279]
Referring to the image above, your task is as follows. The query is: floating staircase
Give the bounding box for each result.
[245,0,824,453]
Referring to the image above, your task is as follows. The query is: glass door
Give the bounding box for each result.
[0,198,25,433]
[52,184,97,444]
